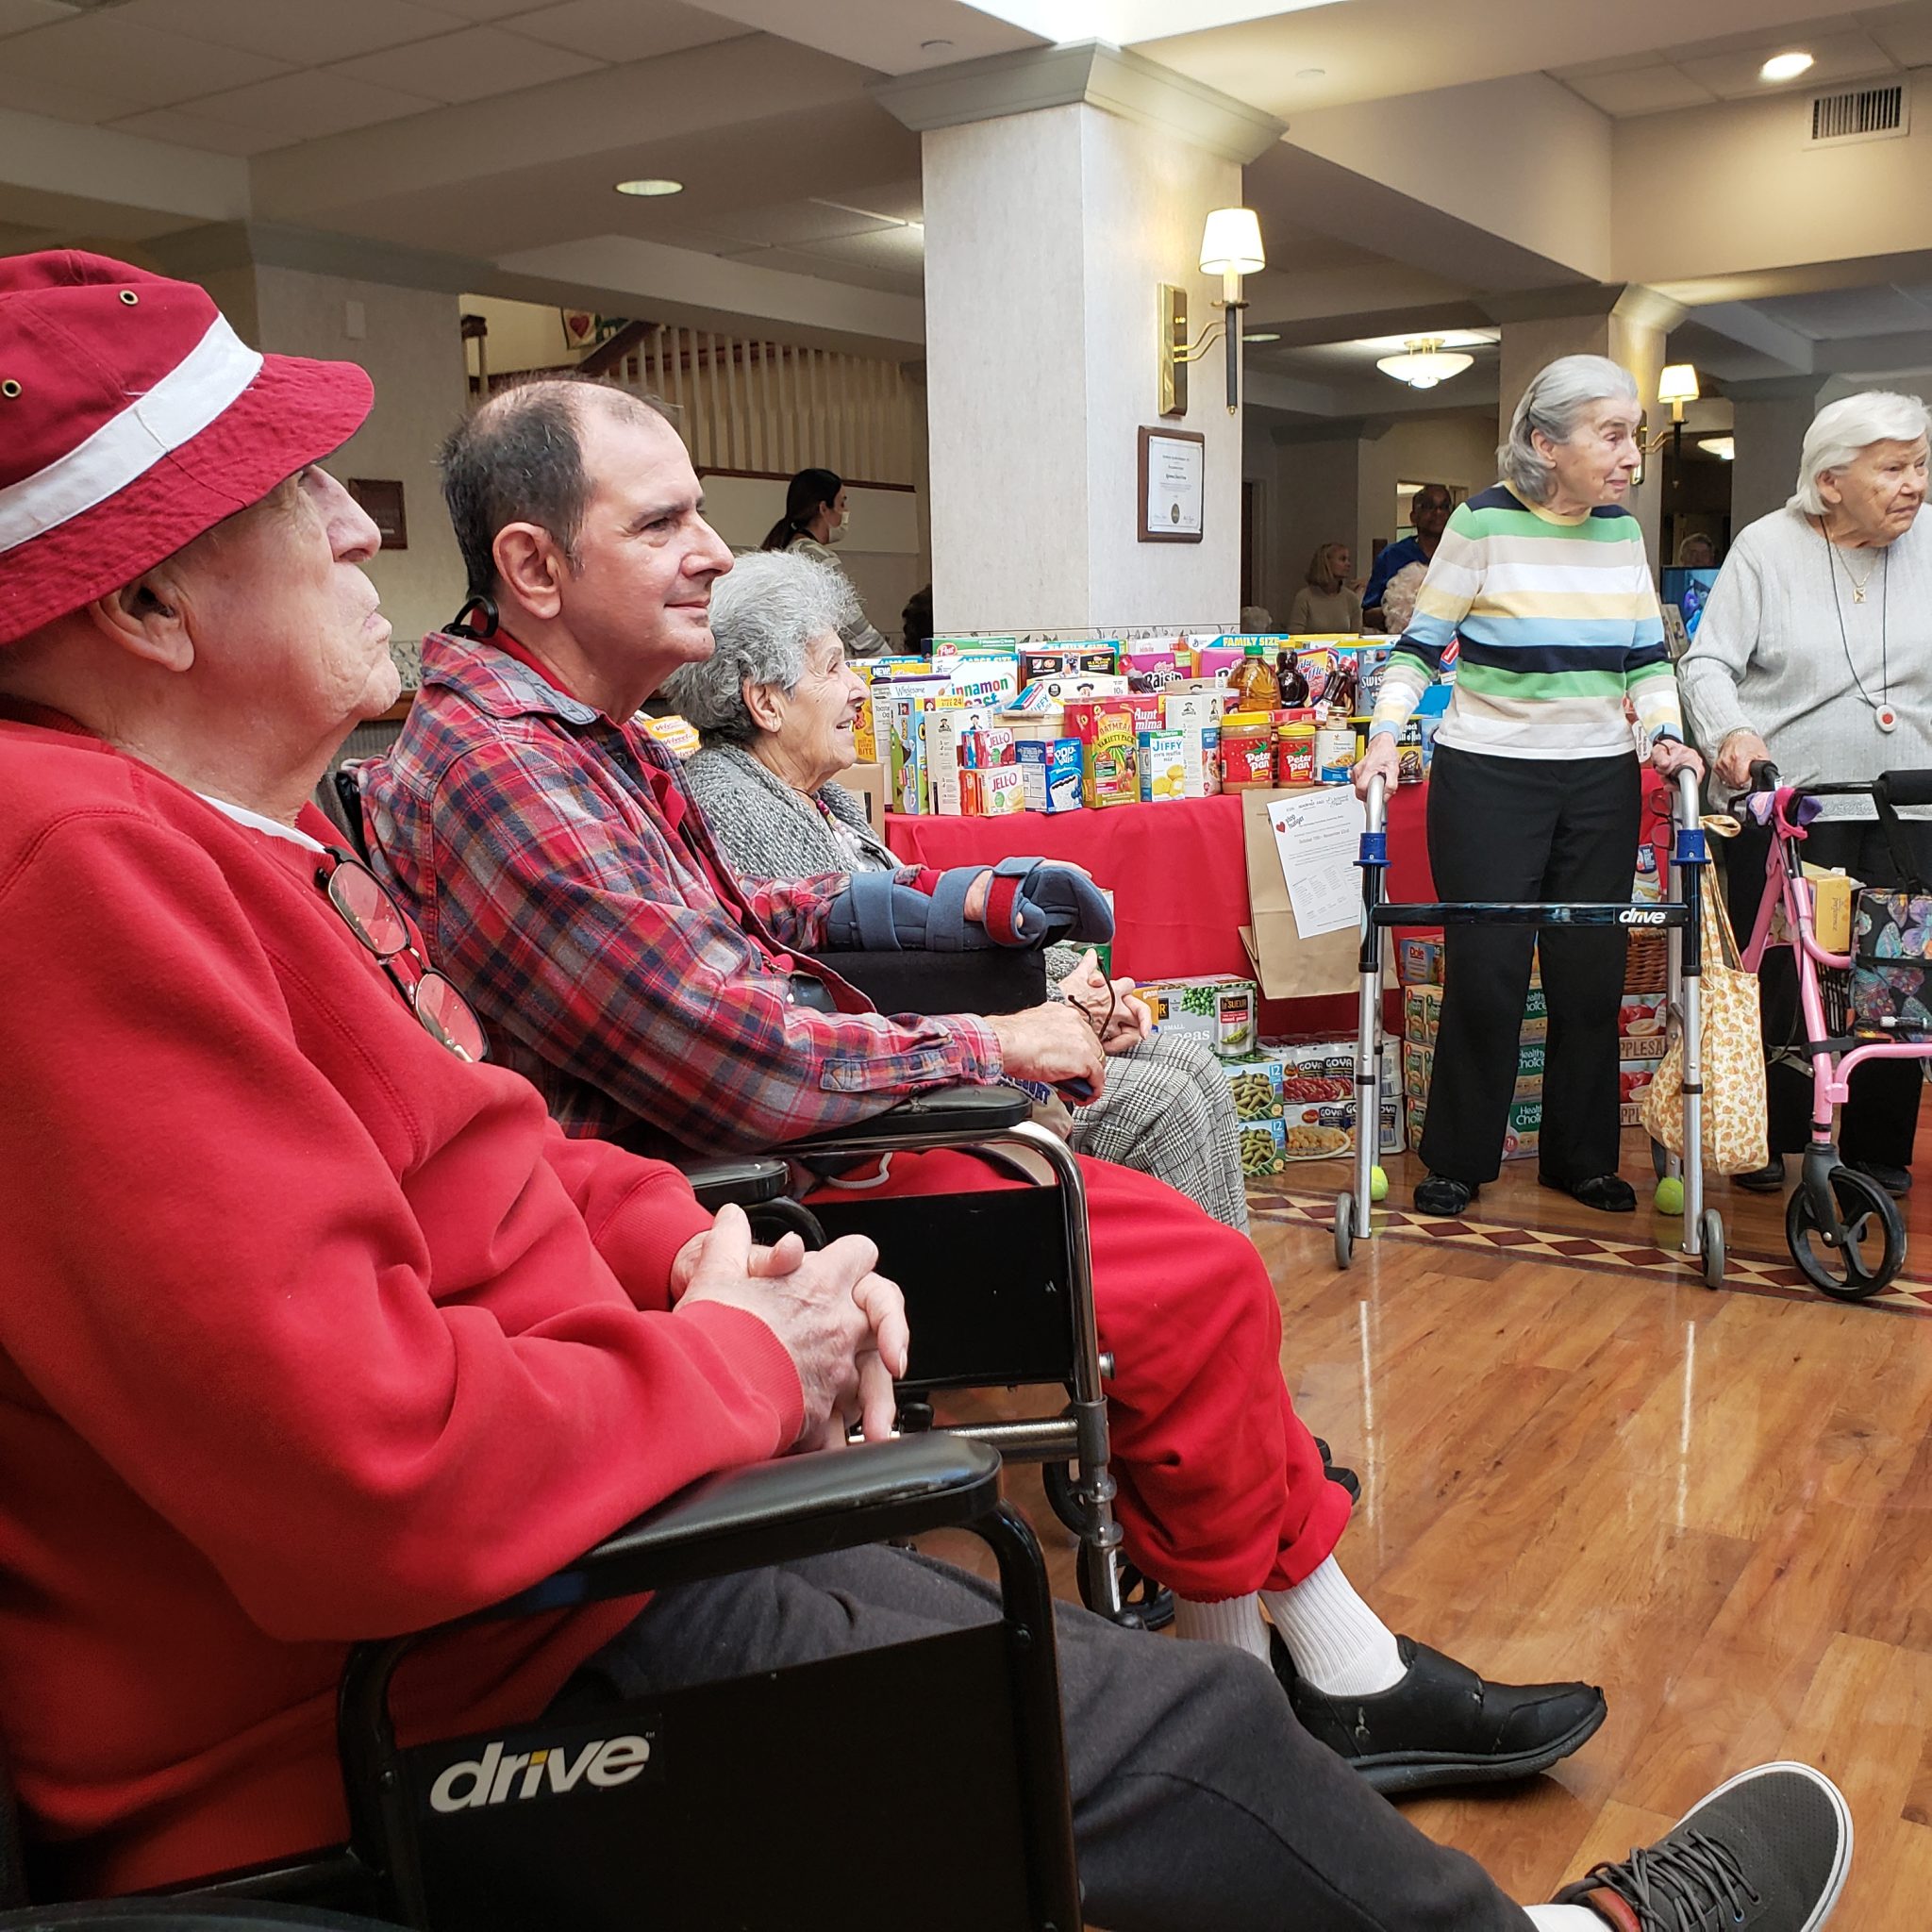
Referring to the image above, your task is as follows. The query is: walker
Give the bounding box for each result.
[1731,762,1932,1300]
[1337,770,1722,1286]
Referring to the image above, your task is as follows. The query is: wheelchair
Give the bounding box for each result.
[323,765,1137,1628]
[0,1439,1079,1932]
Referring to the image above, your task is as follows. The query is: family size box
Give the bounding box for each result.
[1065,699,1141,808]
[959,767,1027,816]
[1137,974,1258,1058]
[1015,739,1083,813]
[1138,726,1187,803]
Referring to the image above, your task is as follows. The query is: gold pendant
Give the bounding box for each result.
[1853,584,1867,603]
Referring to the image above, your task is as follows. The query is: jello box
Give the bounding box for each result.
[1138,727,1187,803]
[959,726,1018,769]
[959,767,1027,816]
[1136,974,1257,1058]
[1065,699,1142,808]
[1016,739,1083,812]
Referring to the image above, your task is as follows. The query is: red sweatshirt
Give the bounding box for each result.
[0,715,805,1895]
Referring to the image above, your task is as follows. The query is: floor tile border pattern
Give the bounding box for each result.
[1249,1183,1932,1321]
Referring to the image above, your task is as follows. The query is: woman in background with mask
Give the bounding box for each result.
[760,466,890,658]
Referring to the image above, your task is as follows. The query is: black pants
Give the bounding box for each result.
[1724,815,1932,1167]
[1421,745,1640,1188]
[552,1546,1531,1932]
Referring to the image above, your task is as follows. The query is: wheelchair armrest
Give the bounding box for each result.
[807,947,1047,1019]
[484,1436,1001,1616]
[787,1084,1030,1156]
[679,1156,791,1209]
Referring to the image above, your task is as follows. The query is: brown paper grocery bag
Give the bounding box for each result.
[1239,787,1368,1002]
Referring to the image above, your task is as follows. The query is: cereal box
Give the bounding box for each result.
[1137,974,1258,1058]
[959,767,1027,816]
[1138,727,1187,803]
[1016,739,1083,813]
[1162,690,1227,732]
[1181,724,1221,798]
[920,706,992,816]
[1020,645,1119,683]
[1065,699,1141,808]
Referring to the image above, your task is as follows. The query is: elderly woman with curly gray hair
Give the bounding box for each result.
[1353,354,1705,1219]
[664,548,1251,1229]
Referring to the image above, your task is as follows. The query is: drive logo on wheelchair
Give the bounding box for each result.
[1619,908,1669,925]
[426,1730,657,1812]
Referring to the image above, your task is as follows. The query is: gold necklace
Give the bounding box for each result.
[1831,542,1881,602]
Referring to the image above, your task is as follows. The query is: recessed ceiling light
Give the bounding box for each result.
[1697,436,1736,461]
[614,178,683,197]
[1295,67,1325,80]
[1243,331,1281,342]
[921,38,954,51]
[1759,51,1814,82]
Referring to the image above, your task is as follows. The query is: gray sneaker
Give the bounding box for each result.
[1551,1761,1851,1930]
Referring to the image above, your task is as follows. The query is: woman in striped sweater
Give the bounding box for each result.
[1353,356,1705,1217]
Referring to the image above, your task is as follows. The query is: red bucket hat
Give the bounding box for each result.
[0,250,375,647]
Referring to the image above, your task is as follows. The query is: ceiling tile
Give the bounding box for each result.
[329,25,602,103]
[813,180,924,225]
[1676,31,1897,99]
[408,0,541,16]
[799,224,924,271]
[716,244,922,299]
[1861,3,1932,67]
[188,68,442,138]
[0,68,145,123]
[111,0,469,65]
[502,0,745,65]
[0,0,69,37]
[107,105,295,154]
[1755,285,1932,336]
[1559,65,1719,113]
[0,14,291,108]
[710,201,898,249]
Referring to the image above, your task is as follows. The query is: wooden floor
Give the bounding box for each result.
[924,1117,1932,1924]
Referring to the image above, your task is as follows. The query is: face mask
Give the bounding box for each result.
[826,509,850,546]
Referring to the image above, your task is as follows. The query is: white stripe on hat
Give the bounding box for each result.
[0,314,265,557]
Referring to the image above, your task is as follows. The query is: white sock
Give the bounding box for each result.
[1261,1557,1406,1696]
[1524,1907,1609,1929]
[1172,1591,1273,1664]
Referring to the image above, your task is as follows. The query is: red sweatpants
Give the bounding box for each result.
[808,1148,1352,1602]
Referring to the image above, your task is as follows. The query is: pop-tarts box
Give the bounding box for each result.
[1016,739,1083,813]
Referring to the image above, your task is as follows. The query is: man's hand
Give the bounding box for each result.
[1351,733,1403,799]
[669,1224,808,1302]
[1715,728,1773,792]
[1057,948,1153,1054]
[1650,736,1707,783]
[988,1001,1106,1091]
[961,859,1093,926]
[675,1204,908,1448]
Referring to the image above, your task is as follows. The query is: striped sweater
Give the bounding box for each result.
[1369,484,1684,760]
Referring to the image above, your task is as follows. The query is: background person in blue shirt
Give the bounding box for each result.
[1362,482,1453,628]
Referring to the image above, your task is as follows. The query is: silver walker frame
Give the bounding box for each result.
[1335,768,1724,1287]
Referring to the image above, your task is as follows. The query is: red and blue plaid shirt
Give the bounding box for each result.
[359,632,1002,1158]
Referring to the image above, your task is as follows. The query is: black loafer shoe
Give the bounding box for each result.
[1849,1157,1912,1197]
[1413,1174,1478,1215]
[1541,1172,1637,1212]
[1274,1633,1607,1796]
[1733,1158,1787,1194]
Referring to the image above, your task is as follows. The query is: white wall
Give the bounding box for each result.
[923,101,1243,633]
[250,265,470,649]
[459,292,595,378]
[1356,409,1498,568]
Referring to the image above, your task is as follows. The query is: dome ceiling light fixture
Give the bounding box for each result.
[1374,337,1474,391]
[614,178,684,197]
[1698,436,1736,461]
[1759,50,1815,82]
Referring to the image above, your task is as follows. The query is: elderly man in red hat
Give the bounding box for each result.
[0,251,1851,1932]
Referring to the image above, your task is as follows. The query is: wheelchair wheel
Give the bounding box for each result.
[1699,1208,1725,1291]
[1334,1191,1354,1269]
[1787,1166,1904,1301]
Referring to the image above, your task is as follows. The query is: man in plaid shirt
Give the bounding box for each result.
[362,378,1607,1795]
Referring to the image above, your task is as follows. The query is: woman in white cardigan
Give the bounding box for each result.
[1679,390,1932,1195]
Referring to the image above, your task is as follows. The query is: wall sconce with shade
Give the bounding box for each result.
[1647,364,1701,456]
[1158,207,1265,418]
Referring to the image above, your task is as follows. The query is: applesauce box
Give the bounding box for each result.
[1136,974,1257,1058]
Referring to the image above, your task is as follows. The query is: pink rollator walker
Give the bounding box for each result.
[1734,761,1932,1300]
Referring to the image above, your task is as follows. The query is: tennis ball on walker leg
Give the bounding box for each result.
[1370,1165,1389,1203]
[1654,1175,1685,1216]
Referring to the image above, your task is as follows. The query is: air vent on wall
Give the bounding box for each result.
[1807,81,1907,144]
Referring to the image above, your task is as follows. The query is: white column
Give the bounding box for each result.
[879,44,1283,636]
[1728,377,1833,530]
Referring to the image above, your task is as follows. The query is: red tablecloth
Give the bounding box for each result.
[884,785,1437,1034]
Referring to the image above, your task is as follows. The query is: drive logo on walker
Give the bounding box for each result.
[1619,908,1669,926]
[426,1730,657,1813]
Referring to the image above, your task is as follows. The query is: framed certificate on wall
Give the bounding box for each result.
[1138,426,1204,543]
